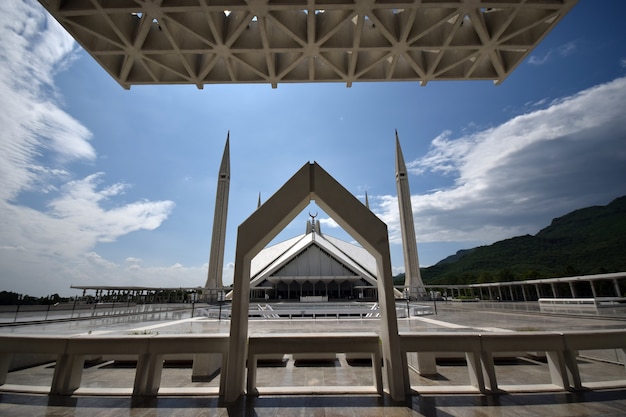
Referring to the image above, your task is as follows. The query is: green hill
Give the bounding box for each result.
[417,196,626,285]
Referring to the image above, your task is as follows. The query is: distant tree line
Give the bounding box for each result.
[0,291,70,306]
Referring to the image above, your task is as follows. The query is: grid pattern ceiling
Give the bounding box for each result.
[38,0,577,89]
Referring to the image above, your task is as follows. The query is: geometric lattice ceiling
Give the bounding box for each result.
[38,0,577,89]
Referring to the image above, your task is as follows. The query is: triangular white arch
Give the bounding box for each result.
[223,162,406,401]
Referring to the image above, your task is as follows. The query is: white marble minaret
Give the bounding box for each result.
[395,131,426,299]
[204,133,230,301]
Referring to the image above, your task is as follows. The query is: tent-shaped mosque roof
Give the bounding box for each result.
[249,220,378,289]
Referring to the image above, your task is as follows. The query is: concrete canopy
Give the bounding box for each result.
[38,0,577,89]
[223,162,405,401]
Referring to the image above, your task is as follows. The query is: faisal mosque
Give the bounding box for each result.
[204,132,425,303]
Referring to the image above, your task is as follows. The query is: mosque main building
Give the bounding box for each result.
[204,132,425,302]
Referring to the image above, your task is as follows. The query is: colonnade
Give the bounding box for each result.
[252,280,377,300]
[72,287,201,304]
[426,272,626,301]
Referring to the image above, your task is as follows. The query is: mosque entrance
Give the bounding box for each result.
[224,162,405,401]
[245,211,381,302]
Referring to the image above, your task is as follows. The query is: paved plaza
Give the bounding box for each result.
[1,302,625,416]
[1,389,626,417]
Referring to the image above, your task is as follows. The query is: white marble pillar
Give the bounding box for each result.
[395,132,426,299]
[204,134,230,301]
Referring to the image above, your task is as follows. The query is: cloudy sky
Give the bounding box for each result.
[1,1,625,297]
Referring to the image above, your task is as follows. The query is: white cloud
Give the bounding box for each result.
[77,253,207,290]
[0,2,177,296]
[222,262,235,286]
[392,265,405,276]
[319,217,339,229]
[557,41,577,57]
[86,252,118,269]
[528,41,577,65]
[47,173,175,244]
[0,245,26,252]
[528,53,551,66]
[375,76,626,247]
[0,2,92,203]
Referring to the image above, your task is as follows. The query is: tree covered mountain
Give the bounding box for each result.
[410,196,626,285]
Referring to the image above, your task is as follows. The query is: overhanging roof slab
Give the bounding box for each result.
[38,0,577,89]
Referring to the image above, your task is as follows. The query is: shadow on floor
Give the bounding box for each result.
[1,389,626,417]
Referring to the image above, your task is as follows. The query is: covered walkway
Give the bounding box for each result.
[426,272,626,301]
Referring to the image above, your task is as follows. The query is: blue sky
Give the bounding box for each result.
[1,1,625,297]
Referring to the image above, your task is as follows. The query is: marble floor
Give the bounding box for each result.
[2,302,626,416]
[1,389,626,417]
[3,350,626,416]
